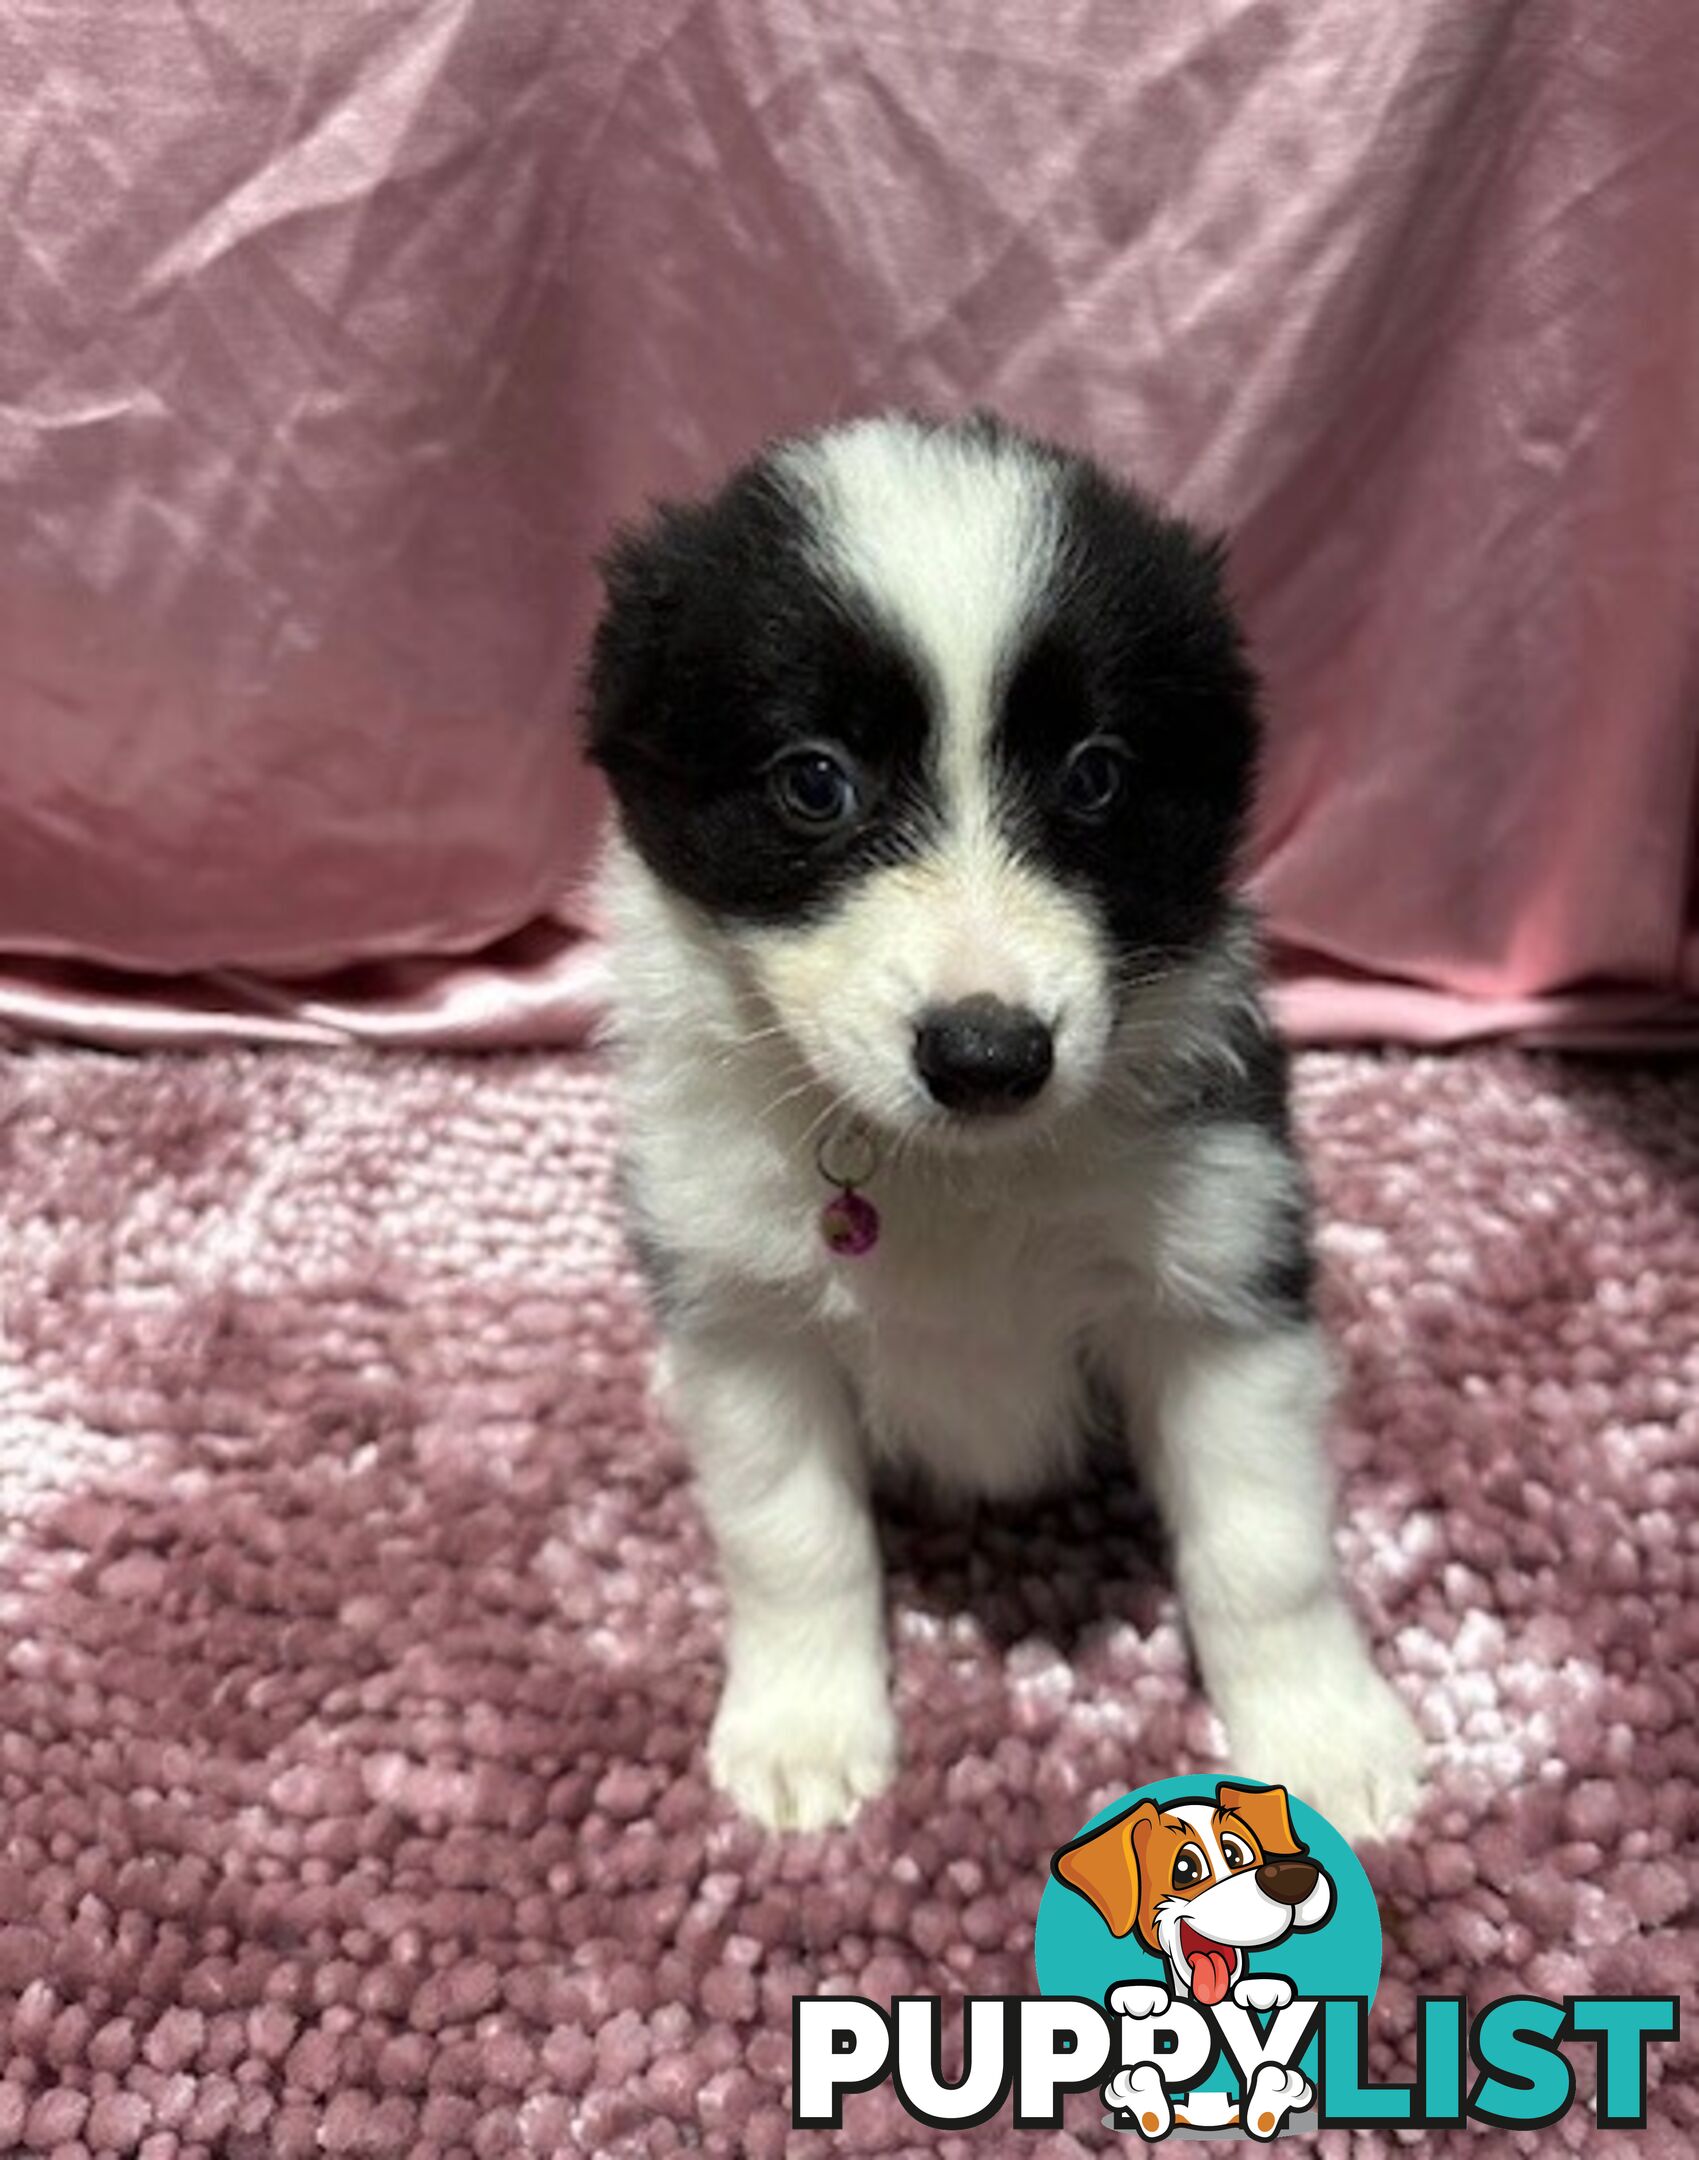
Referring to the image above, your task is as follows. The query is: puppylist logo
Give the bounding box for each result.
[793,1775,1679,2139]
[1045,1776,1353,2136]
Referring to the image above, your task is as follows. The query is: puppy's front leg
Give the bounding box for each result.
[662,1325,894,1831]
[1132,1322,1423,1840]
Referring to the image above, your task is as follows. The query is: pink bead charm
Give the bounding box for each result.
[821,1186,880,1257]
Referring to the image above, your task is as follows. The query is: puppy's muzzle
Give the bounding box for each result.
[913,995,1054,1113]
[1255,1858,1321,1906]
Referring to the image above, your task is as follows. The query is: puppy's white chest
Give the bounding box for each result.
[820,1193,1129,1496]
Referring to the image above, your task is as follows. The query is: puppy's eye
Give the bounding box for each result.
[769,748,861,832]
[1171,1843,1209,1889]
[1220,1836,1252,1870]
[1059,737,1130,820]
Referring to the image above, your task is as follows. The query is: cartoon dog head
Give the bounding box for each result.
[1052,1783,1334,2005]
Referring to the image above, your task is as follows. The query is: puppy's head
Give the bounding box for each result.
[588,413,1258,1145]
[1052,1783,1333,2004]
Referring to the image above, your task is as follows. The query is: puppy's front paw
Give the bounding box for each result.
[1221,1635,1424,1843]
[709,1653,896,1831]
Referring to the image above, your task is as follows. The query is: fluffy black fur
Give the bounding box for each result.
[587,466,935,925]
[587,417,1260,980]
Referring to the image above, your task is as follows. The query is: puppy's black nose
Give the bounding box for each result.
[913,996,1054,1113]
[1256,1859,1321,1906]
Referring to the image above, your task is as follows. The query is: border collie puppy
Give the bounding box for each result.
[587,414,1422,1837]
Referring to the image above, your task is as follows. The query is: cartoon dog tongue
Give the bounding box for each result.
[1179,1921,1237,2005]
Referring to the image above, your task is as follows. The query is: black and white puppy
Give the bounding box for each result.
[587,413,1422,1837]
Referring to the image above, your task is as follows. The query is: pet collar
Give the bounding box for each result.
[816,1119,881,1257]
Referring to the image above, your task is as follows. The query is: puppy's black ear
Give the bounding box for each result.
[585,503,706,779]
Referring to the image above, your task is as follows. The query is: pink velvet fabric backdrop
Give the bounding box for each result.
[2,0,1695,1046]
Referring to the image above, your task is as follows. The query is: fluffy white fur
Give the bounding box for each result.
[596,418,1423,1838]
[601,835,1422,1838]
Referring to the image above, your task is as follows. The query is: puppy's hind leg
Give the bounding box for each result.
[662,1324,895,1832]
[1127,1321,1424,1841]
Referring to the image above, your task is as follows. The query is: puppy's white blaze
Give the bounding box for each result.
[749,422,1112,1128]
[780,416,1064,805]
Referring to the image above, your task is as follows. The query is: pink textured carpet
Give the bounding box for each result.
[0,1046,1693,2158]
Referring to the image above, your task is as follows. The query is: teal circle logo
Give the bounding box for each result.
[1035,1776,1382,2136]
